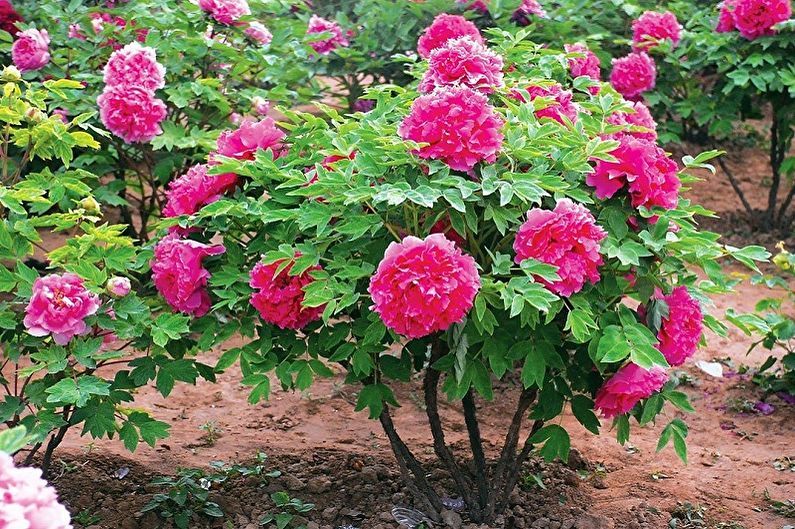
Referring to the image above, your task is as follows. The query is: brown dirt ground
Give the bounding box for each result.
[22,147,795,529]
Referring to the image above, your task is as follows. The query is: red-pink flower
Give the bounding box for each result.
[399,85,503,172]
[0,453,72,529]
[0,0,23,36]
[417,13,484,59]
[162,164,238,218]
[716,0,738,31]
[151,235,225,317]
[631,11,682,50]
[103,42,166,91]
[588,136,680,211]
[610,52,656,100]
[606,101,657,141]
[564,43,601,93]
[732,0,792,39]
[97,85,167,143]
[655,286,703,366]
[512,0,548,25]
[594,363,669,418]
[419,36,504,94]
[198,0,250,25]
[245,21,273,45]
[249,258,325,330]
[23,273,100,345]
[368,234,480,338]
[306,15,349,55]
[11,28,50,73]
[212,117,286,161]
[456,0,489,13]
[517,83,579,125]
[513,198,607,297]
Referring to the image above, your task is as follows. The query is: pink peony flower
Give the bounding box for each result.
[245,21,273,45]
[512,0,548,25]
[106,276,131,297]
[198,0,251,25]
[162,164,238,218]
[306,15,349,55]
[417,13,484,59]
[716,0,738,31]
[212,117,286,161]
[52,108,69,123]
[418,36,504,94]
[564,43,601,93]
[610,52,656,100]
[513,198,607,297]
[368,234,480,338]
[732,0,792,39]
[23,273,100,345]
[398,85,503,172]
[251,96,270,115]
[0,0,23,36]
[97,85,167,143]
[606,101,658,141]
[249,257,325,330]
[588,136,680,211]
[517,83,579,125]
[594,363,669,418]
[655,286,703,366]
[151,235,225,317]
[103,42,166,91]
[11,28,50,73]
[631,11,682,50]
[456,0,489,13]
[0,453,72,529]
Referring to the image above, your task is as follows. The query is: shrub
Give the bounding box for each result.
[147,23,766,522]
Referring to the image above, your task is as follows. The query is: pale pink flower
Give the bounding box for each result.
[106,276,131,297]
[251,96,270,115]
[594,363,669,418]
[245,21,273,45]
[11,28,50,72]
[198,0,251,25]
[610,52,656,100]
[417,13,484,59]
[512,0,547,25]
[418,36,504,94]
[0,453,72,529]
[97,85,167,143]
[103,42,166,91]
[249,257,325,330]
[23,273,100,345]
[306,15,349,55]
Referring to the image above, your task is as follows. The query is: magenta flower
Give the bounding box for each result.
[249,258,325,330]
[513,199,607,297]
[198,0,251,25]
[23,273,100,345]
[103,42,166,91]
[716,0,738,32]
[368,234,480,339]
[399,85,504,172]
[417,13,484,59]
[0,453,72,529]
[151,235,225,317]
[212,117,287,162]
[251,96,270,115]
[518,83,579,125]
[655,286,703,366]
[631,11,682,50]
[0,0,23,36]
[732,0,792,39]
[97,85,167,144]
[306,15,349,55]
[606,101,658,141]
[11,28,50,73]
[512,0,548,25]
[594,363,669,418]
[418,36,504,94]
[245,21,273,45]
[162,163,238,219]
[456,0,489,13]
[609,52,656,100]
[564,43,601,93]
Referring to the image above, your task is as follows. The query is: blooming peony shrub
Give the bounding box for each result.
[631,11,682,50]
[398,85,504,171]
[610,51,656,99]
[416,13,484,58]
[198,0,250,25]
[23,274,101,345]
[11,28,50,72]
[418,36,504,94]
[306,14,349,55]
[153,29,761,523]
[0,453,72,529]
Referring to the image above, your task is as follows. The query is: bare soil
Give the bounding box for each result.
[33,148,795,529]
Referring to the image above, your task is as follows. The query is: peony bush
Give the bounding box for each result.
[146,23,766,522]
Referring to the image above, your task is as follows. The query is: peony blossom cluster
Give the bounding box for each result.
[655,286,704,366]
[11,28,50,73]
[417,13,484,59]
[249,258,325,330]
[594,363,669,418]
[245,21,273,45]
[564,43,601,93]
[715,0,792,39]
[513,199,607,297]
[23,273,100,345]
[0,0,23,35]
[418,36,504,94]
[98,42,167,143]
[610,52,656,100]
[151,235,225,317]
[606,101,658,141]
[306,15,349,55]
[212,117,287,162]
[198,0,251,25]
[162,164,238,219]
[368,234,480,338]
[0,453,72,529]
[518,83,579,125]
[399,85,504,172]
[631,11,682,50]
[512,0,548,25]
[588,135,680,211]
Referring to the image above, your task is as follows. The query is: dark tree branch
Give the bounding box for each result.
[462,390,489,517]
[497,419,545,512]
[716,156,755,220]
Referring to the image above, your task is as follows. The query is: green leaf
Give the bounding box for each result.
[0,426,29,454]
[656,418,688,463]
[571,395,600,434]
[664,390,695,413]
[530,424,570,463]
[354,383,398,419]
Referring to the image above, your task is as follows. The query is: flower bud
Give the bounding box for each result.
[79,196,101,215]
[24,107,46,123]
[252,96,270,116]
[106,276,132,297]
[1,65,21,82]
